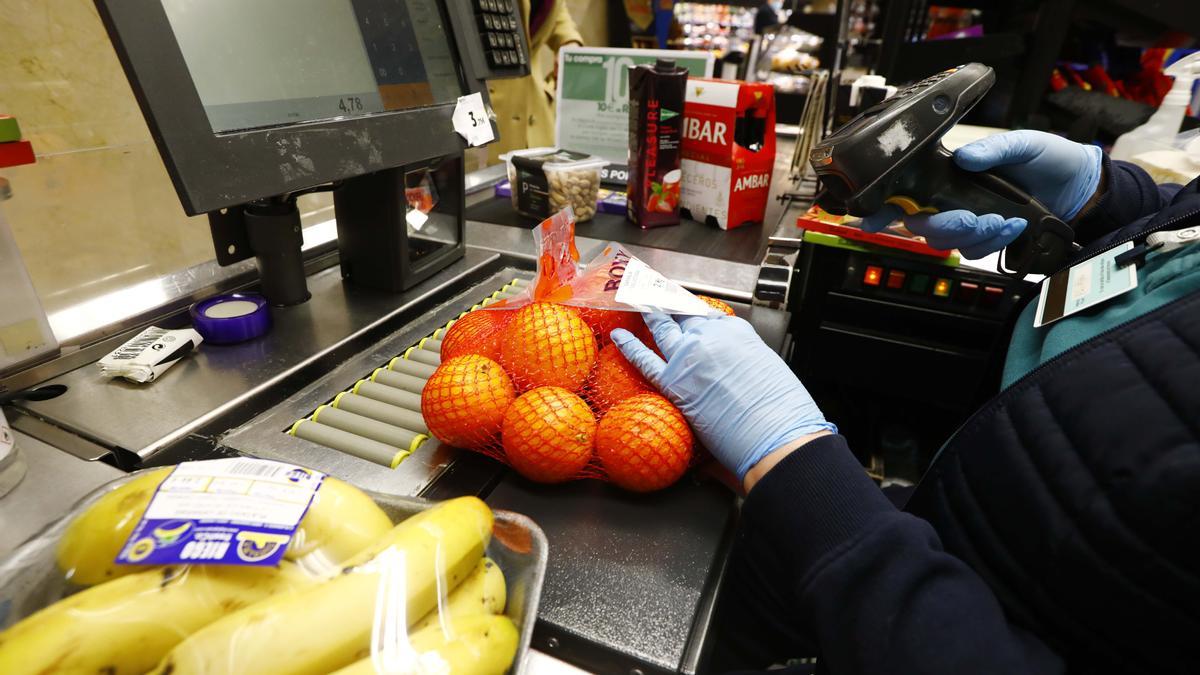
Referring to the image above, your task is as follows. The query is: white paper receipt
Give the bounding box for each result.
[614,258,721,316]
[452,92,495,147]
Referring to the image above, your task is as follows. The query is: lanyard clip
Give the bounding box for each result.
[1115,241,1163,268]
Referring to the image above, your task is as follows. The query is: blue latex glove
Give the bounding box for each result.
[611,313,836,481]
[860,130,1103,259]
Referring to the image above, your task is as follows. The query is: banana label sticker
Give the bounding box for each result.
[115,458,326,568]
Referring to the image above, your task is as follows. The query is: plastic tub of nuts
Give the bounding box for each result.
[501,148,607,222]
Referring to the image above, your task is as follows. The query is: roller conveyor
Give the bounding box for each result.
[283,277,529,470]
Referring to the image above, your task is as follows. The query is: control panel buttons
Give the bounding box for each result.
[885,269,906,289]
[955,281,979,303]
[863,265,883,286]
[981,285,1004,306]
[932,278,952,298]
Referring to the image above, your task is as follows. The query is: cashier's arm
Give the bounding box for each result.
[611,313,1065,674]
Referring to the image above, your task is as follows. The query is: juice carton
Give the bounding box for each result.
[627,59,688,229]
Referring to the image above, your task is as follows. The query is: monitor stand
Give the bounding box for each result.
[208,196,311,307]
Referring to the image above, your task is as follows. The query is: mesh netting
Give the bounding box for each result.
[420,302,708,490]
[698,295,736,316]
[420,354,515,450]
[498,303,597,393]
[595,393,695,492]
[440,308,514,362]
[575,307,651,347]
[585,343,654,414]
[499,386,597,483]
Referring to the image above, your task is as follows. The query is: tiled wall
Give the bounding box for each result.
[0,0,215,317]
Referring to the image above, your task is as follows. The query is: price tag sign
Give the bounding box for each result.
[452,92,495,146]
[555,47,714,170]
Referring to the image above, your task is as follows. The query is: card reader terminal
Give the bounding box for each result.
[810,63,1076,276]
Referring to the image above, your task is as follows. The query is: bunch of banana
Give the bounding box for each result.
[0,562,315,675]
[56,469,394,585]
[151,495,519,675]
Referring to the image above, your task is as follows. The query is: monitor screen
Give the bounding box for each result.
[161,0,465,133]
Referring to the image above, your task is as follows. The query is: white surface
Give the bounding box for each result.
[204,299,259,318]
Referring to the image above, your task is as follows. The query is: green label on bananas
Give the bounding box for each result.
[115,459,326,567]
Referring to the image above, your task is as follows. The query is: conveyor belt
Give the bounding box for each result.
[285,278,529,469]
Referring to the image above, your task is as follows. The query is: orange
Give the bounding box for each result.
[499,303,597,392]
[595,393,694,492]
[697,295,736,316]
[441,308,513,362]
[502,386,596,483]
[576,307,647,346]
[421,355,515,449]
[585,343,654,413]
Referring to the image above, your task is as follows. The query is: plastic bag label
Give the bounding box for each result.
[614,258,718,315]
[115,458,326,567]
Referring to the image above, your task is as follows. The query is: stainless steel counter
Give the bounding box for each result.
[0,429,121,557]
[15,250,505,464]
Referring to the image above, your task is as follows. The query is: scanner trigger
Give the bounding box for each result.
[885,196,939,217]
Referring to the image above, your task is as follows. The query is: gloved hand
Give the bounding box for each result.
[860,130,1103,259]
[611,313,836,481]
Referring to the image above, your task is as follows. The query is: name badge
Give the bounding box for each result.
[1034,242,1138,327]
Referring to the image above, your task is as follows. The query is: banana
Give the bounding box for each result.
[331,615,519,675]
[285,476,395,578]
[412,557,506,633]
[0,562,314,675]
[56,467,172,585]
[153,496,494,675]
[56,468,392,585]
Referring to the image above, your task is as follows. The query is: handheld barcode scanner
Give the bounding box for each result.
[809,63,1076,275]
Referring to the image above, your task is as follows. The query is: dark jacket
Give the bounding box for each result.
[735,158,1200,674]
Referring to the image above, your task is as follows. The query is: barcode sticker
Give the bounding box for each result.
[117,459,327,568]
[614,258,720,315]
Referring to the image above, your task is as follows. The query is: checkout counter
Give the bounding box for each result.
[0,2,1031,673]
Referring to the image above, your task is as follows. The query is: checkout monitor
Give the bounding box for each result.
[96,0,525,215]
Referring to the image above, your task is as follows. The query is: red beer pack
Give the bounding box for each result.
[680,78,776,230]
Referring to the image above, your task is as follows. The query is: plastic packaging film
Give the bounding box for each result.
[0,462,547,674]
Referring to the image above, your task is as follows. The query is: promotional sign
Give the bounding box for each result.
[556,46,713,183]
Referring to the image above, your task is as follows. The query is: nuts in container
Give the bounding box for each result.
[500,148,608,222]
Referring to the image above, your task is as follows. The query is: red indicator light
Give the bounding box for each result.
[886,270,906,289]
[863,266,883,286]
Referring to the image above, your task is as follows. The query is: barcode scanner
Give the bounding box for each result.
[809,63,1076,275]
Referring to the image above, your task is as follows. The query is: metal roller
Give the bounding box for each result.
[370,367,426,393]
[404,347,441,367]
[387,356,437,378]
[510,278,529,286]
[353,380,422,411]
[421,337,443,353]
[332,392,428,434]
[288,419,406,468]
[312,405,426,453]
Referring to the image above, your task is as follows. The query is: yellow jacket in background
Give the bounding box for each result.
[486,0,583,163]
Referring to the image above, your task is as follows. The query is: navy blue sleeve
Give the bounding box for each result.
[739,434,1065,674]
[1072,156,1182,245]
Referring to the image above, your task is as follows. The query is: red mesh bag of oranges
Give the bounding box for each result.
[421,207,736,492]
